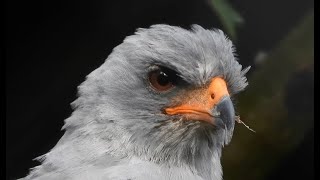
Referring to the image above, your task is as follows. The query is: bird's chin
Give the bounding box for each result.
[169,117,234,144]
[170,115,223,130]
[166,117,219,137]
[180,113,216,125]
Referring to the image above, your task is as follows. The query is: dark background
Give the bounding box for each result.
[5,0,314,179]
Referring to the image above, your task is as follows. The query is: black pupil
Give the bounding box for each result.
[157,71,170,86]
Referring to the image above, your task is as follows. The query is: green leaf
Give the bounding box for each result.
[208,0,244,40]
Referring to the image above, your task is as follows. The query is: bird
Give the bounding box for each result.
[21,24,250,180]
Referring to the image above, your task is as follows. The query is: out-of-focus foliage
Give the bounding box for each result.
[208,0,244,40]
[222,11,314,180]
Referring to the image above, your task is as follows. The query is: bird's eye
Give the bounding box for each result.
[148,67,178,92]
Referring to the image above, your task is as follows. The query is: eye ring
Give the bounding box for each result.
[148,66,178,92]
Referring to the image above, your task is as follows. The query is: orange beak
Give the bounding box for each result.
[164,77,234,128]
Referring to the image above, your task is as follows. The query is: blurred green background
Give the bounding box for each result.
[207,1,314,180]
[6,0,314,179]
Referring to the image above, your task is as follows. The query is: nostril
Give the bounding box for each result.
[211,93,215,99]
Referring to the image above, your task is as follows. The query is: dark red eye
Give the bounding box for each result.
[148,67,177,92]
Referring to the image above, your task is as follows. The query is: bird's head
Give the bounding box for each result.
[64,24,249,171]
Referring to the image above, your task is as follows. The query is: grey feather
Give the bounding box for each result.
[21,24,249,180]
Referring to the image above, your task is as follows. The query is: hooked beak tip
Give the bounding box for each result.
[214,96,235,130]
